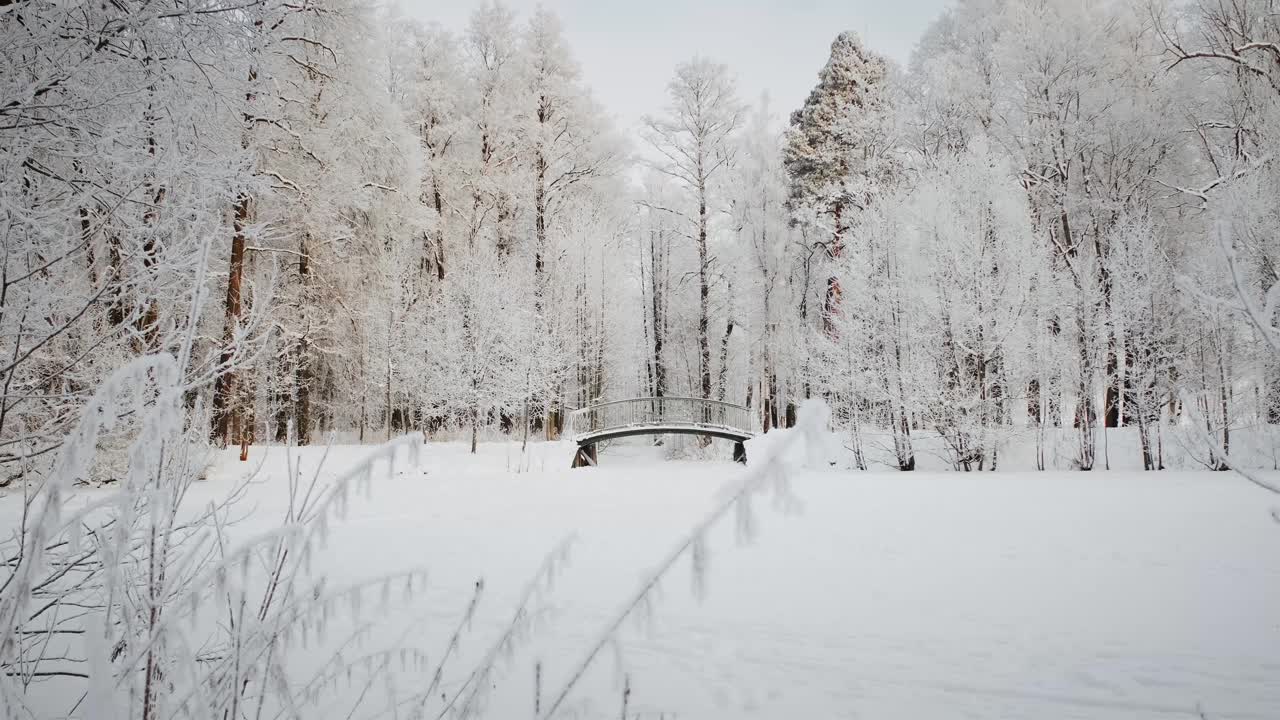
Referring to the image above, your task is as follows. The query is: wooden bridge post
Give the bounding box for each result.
[572,443,598,468]
[732,441,747,464]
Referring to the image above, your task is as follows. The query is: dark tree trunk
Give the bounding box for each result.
[534,96,549,281]
[715,320,734,402]
[470,403,479,454]
[211,192,250,447]
[137,88,165,352]
[1073,310,1095,470]
[896,410,915,471]
[294,235,313,446]
[432,175,446,281]
[274,381,290,443]
[1263,259,1280,422]
[215,62,259,450]
[294,342,312,446]
[768,373,779,431]
[823,200,845,336]
[534,97,552,431]
[697,185,711,401]
[106,231,126,328]
[79,206,97,284]
[1028,378,1042,425]
[1102,268,1120,429]
[1104,352,1121,428]
[650,230,666,399]
[1216,343,1231,470]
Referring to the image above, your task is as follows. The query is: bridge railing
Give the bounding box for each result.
[565,397,752,440]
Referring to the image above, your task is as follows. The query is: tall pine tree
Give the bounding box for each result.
[783,32,892,330]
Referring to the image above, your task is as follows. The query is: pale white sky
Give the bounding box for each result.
[401,0,951,134]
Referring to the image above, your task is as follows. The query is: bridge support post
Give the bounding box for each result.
[572,443,597,468]
[732,441,747,464]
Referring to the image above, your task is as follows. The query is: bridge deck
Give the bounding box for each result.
[566,397,754,467]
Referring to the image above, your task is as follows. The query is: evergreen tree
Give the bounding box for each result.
[783,31,894,330]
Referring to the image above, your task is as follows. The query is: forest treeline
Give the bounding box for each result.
[2,0,1278,474]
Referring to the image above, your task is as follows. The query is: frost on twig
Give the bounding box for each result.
[0,344,442,719]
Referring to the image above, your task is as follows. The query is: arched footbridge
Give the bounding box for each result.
[565,397,755,468]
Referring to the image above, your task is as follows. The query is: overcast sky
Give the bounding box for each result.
[400,0,951,135]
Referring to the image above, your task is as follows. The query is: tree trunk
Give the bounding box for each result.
[1103,297,1120,429]
[294,343,312,446]
[650,229,666,399]
[697,184,711,402]
[1263,260,1280,422]
[533,101,551,435]
[715,320,734,402]
[823,200,845,336]
[1073,310,1095,470]
[106,231,126,327]
[214,61,259,450]
[273,380,289,443]
[211,193,250,447]
[137,86,165,352]
[294,235,313,446]
[421,104,447,283]
[534,101,548,281]
[1217,340,1231,470]
[79,206,97,285]
[470,403,479,454]
[1027,378,1042,425]
[385,311,393,442]
[431,176,446,281]
[761,358,775,432]
[358,344,367,443]
[521,374,531,455]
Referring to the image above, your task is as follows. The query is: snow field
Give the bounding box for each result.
[181,437,1280,719]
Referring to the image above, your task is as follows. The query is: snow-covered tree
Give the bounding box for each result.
[643,58,744,405]
[784,32,895,331]
[729,97,803,430]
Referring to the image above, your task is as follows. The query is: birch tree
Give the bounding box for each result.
[643,58,744,404]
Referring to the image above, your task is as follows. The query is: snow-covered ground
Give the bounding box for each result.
[172,435,1280,720]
